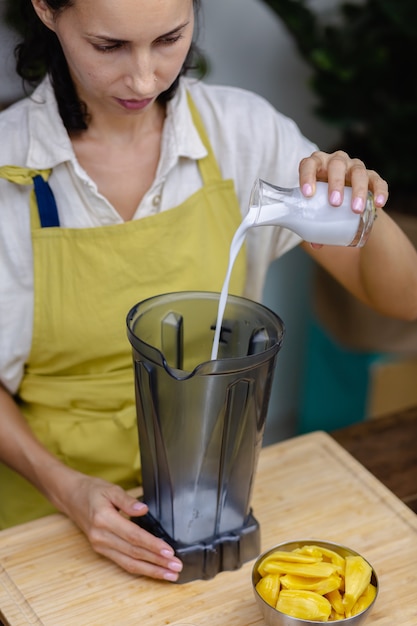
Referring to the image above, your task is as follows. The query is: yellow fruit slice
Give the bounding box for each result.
[296,545,345,572]
[255,574,281,608]
[276,589,332,621]
[281,573,342,595]
[325,588,345,615]
[350,583,377,617]
[343,555,372,614]
[257,550,319,577]
[261,560,338,578]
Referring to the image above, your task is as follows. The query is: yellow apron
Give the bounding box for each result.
[0,95,246,528]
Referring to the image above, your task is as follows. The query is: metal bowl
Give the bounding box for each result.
[252,540,378,625]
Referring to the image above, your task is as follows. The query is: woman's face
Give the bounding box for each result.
[33,0,195,115]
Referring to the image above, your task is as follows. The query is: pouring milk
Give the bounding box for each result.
[211,179,376,360]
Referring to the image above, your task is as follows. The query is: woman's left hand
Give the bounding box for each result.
[299,149,388,212]
[298,150,417,322]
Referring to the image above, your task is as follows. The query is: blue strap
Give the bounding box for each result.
[33,175,60,228]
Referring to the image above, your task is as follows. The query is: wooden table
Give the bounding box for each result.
[1,431,416,626]
[332,406,417,512]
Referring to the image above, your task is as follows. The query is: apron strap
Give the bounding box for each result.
[0,165,60,228]
[186,92,223,186]
[33,175,60,227]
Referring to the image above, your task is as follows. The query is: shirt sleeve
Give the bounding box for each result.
[0,179,34,393]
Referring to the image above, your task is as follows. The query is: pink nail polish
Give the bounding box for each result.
[375,194,385,206]
[132,501,146,512]
[330,190,342,205]
[168,560,183,572]
[302,183,313,197]
[161,548,175,558]
[352,197,364,213]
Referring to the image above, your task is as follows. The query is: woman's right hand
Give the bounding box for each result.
[0,384,182,581]
[56,469,183,581]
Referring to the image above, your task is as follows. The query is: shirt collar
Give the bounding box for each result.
[26,76,77,170]
[155,77,208,180]
[26,76,207,174]
[166,78,207,159]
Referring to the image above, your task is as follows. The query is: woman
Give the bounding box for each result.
[1,0,416,582]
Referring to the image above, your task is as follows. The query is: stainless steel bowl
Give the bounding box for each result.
[252,540,378,625]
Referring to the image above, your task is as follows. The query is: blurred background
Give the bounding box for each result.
[1,0,416,444]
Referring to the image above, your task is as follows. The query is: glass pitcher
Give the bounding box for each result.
[249,179,376,247]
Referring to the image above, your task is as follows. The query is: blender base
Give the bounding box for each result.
[131,508,260,584]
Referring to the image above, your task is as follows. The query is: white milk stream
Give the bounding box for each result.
[210,210,257,361]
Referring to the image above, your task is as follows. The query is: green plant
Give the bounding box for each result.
[261,0,417,210]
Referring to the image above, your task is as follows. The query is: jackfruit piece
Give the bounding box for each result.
[296,544,345,572]
[343,555,372,614]
[276,589,332,621]
[350,583,377,617]
[325,588,345,615]
[255,574,281,608]
[257,550,319,577]
[262,560,338,578]
[280,573,342,595]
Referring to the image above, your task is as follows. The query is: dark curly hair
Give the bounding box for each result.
[13,0,203,131]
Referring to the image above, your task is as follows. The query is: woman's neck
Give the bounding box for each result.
[70,101,166,221]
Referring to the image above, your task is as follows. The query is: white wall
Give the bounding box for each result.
[200,0,340,148]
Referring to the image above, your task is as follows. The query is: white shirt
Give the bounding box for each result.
[0,76,316,393]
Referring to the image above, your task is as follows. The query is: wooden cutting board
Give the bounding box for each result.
[1,431,416,626]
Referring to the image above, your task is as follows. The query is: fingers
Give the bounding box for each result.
[105,483,149,518]
[98,543,182,580]
[299,150,388,211]
[68,478,183,581]
[363,168,389,208]
[95,493,183,580]
[89,516,183,580]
